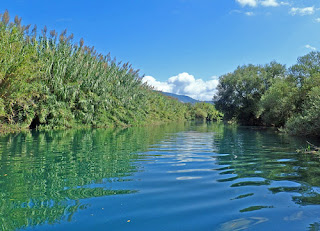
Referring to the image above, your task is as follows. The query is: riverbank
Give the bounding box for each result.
[0,11,222,134]
[0,118,185,135]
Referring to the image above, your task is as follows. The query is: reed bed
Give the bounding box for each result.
[0,11,221,131]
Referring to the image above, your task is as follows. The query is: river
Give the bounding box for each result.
[0,122,320,231]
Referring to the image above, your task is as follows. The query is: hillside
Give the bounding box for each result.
[160,92,213,104]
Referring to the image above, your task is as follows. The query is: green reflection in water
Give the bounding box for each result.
[214,125,320,208]
[0,122,189,231]
[1,122,320,231]
[231,193,254,200]
[239,205,274,213]
[308,222,320,231]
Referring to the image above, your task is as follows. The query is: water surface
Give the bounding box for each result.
[1,122,320,231]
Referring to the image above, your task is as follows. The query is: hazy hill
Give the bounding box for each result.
[160,92,213,104]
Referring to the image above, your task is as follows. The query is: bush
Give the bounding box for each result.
[191,102,223,121]
[259,78,298,127]
[285,86,320,136]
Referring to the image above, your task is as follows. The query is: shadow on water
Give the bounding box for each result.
[0,123,188,231]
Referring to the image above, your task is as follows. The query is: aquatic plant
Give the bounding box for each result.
[0,11,206,131]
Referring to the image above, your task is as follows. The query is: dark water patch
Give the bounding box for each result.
[217,176,239,182]
[230,180,270,187]
[239,205,274,213]
[231,193,254,200]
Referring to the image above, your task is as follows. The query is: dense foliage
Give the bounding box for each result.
[214,53,320,136]
[190,102,223,121]
[214,62,286,125]
[0,11,222,131]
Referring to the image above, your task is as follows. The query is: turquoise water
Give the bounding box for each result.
[1,122,320,231]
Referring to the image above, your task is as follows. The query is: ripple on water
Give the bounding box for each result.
[230,193,254,200]
[277,158,297,162]
[2,124,320,231]
[219,217,269,231]
[176,176,202,180]
[229,177,270,187]
[239,205,274,213]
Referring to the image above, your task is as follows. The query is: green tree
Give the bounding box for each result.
[191,102,223,121]
[288,52,320,112]
[259,78,298,127]
[214,62,286,125]
[289,51,320,86]
[285,86,320,136]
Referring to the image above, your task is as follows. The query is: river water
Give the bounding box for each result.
[1,122,320,231]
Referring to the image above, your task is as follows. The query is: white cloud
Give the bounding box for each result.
[290,6,315,16]
[236,0,258,7]
[236,0,282,7]
[142,72,219,101]
[229,10,255,16]
[142,76,173,92]
[229,9,242,14]
[280,1,290,6]
[261,0,279,7]
[315,18,320,22]
[305,44,316,51]
[245,11,255,16]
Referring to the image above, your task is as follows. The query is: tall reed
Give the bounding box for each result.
[1,11,219,131]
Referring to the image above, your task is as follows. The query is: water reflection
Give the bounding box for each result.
[212,125,320,228]
[219,217,269,231]
[0,123,187,231]
[1,122,320,231]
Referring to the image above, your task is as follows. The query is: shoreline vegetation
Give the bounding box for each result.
[0,11,222,135]
[213,56,320,138]
[0,10,319,145]
[212,53,320,154]
[297,141,320,155]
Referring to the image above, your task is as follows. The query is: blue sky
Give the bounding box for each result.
[2,0,320,100]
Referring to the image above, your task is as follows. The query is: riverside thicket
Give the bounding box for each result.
[0,11,222,132]
[214,55,320,137]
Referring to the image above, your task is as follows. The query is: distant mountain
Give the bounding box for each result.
[159,91,213,104]
[160,92,199,103]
